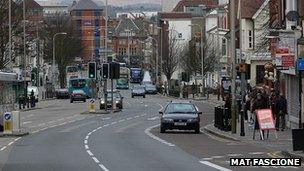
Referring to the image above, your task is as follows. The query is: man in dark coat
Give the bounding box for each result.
[275,94,287,131]
[251,93,268,130]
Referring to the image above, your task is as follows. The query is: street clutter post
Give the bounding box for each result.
[12,111,20,133]
[3,112,13,134]
[89,98,96,113]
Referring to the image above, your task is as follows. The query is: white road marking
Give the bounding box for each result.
[248,152,265,155]
[7,142,14,146]
[84,140,88,144]
[104,124,110,127]
[144,124,175,147]
[147,117,159,121]
[144,105,148,107]
[85,145,89,149]
[227,154,243,157]
[0,146,7,151]
[212,156,225,159]
[201,158,213,161]
[99,164,110,171]
[22,121,32,124]
[111,121,117,125]
[92,157,100,163]
[102,117,111,120]
[199,161,232,171]
[38,123,46,126]
[85,136,89,140]
[32,130,39,133]
[87,150,93,156]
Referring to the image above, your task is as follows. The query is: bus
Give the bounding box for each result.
[68,78,93,98]
[66,66,80,87]
[116,67,130,89]
[130,68,142,84]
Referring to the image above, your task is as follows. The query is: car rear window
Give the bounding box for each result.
[165,103,196,114]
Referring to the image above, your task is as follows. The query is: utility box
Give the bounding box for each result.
[12,111,20,132]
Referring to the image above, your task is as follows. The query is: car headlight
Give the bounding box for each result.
[115,100,120,103]
[188,118,198,122]
[162,118,173,122]
[100,100,105,104]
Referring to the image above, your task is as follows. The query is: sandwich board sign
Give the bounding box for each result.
[254,109,277,140]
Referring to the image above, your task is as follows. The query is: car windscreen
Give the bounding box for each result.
[165,103,197,114]
[145,85,156,90]
[107,92,120,98]
[71,79,86,88]
[73,90,84,94]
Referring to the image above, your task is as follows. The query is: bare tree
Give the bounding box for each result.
[162,31,182,89]
[0,0,22,69]
[180,35,217,77]
[43,14,83,87]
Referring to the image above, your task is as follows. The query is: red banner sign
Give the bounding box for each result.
[281,55,295,67]
[256,109,276,130]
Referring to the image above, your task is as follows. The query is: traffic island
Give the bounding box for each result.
[0,131,29,137]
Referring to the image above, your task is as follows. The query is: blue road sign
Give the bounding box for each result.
[297,58,304,71]
[4,112,12,121]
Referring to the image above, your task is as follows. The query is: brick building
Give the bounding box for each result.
[70,0,105,62]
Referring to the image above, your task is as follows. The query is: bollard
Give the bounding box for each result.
[113,100,117,111]
[3,112,13,134]
[12,111,20,132]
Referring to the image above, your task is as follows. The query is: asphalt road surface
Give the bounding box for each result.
[0,90,301,171]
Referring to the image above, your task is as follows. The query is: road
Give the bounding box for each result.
[0,90,301,171]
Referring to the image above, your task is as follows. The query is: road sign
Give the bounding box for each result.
[90,98,95,103]
[3,112,12,134]
[297,58,304,71]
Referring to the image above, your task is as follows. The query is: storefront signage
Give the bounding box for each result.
[297,58,304,71]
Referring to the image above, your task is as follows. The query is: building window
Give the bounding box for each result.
[222,38,227,56]
[131,47,137,55]
[94,11,100,16]
[95,19,99,27]
[76,11,82,16]
[249,30,253,48]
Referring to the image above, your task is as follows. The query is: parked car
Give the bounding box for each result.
[57,88,70,99]
[145,84,157,94]
[159,101,202,134]
[27,86,39,102]
[70,90,86,103]
[131,86,146,98]
[100,90,123,109]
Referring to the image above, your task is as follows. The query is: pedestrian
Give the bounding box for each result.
[18,94,24,109]
[191,83,196,99]
[251,92,268,139]
[30,90,35,108]
[275,94,287,131]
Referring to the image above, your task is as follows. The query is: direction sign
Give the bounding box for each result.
[90,99,95,103]
[4,112,12,121]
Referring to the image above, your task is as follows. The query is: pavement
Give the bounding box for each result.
[204,122,304,161]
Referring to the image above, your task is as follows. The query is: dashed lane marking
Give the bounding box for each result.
[83,114,148,171]
[248,152,265,155]
[147,117,159,121]
[227,154,243,157]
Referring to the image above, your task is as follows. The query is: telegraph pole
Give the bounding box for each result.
[230,0,237,134]
[9,0,12,70]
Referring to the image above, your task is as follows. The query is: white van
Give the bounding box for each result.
[27,86,39,102]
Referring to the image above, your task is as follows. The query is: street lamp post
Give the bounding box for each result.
[52,32,67,89]
[148,37,159,84]
[189,24,205,96]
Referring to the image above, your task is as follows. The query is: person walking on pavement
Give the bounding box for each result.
[30,90,35,108]
[191,83,196,99]
[275,94,287,131]
[251,92,268,139]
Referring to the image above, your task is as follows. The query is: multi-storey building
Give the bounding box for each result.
[70,0,105,62]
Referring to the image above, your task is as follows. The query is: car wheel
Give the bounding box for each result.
[143,95,146,98]
[70,100,73,103]
[160,125,165,133]
[100,106,104,110]
[194,126,200,134]
[132,95,134,98]
[83,99,86,102]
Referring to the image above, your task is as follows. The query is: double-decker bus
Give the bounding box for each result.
[130,68,142,84]
[66,66,80,87]
[68,78,93,98]
[116,66,130,89]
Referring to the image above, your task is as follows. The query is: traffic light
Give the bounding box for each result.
[109,62,120,79]
[88,62,96,79]
[239,63,247,73]
[102,63,109,79]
